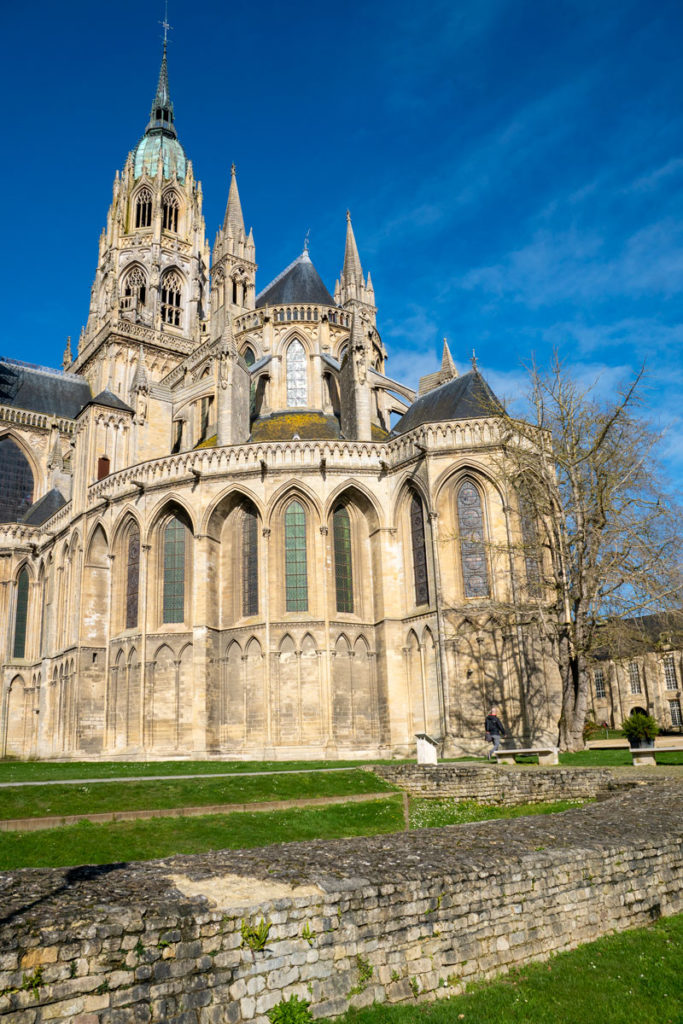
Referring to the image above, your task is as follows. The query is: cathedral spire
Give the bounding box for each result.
[146,40,177,139]
[342,210,363,284]
[441,338,457,377]
[223,164,245,238]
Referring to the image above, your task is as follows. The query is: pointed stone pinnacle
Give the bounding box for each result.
[441,338,457,376]
[223,164,245,238]
[342,210,363,283]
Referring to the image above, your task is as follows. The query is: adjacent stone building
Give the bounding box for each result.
[588,612,683,733]
[0,45,561,760]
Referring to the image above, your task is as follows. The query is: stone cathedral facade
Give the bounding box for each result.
[0,47,561,761]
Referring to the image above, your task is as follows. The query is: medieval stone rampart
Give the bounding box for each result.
[0,780,681,1022]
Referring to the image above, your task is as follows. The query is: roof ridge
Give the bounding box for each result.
[0,357,84,381]
[255,252,307,303]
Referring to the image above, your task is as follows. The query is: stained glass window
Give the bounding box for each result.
[285,500,307,611]
[0,438,33,522]
[333,505,353,613]
[286,339,307,407]
[13,567,29,659]
[242,504,258,616]
[163,517,186,623]
[410,491,429,606]
[126,527,140,629]
[457,480,490,598]
[518,489,541,595]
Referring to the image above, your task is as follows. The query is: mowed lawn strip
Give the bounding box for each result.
[0,759,392,784]
[0,797,405,869]
[333,912,683,1024]
[408,797,591,828]
[0,769,396,820]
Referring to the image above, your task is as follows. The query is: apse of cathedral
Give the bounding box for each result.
[0,44,561,760]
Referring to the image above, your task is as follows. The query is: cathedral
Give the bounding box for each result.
[0,44,561,761]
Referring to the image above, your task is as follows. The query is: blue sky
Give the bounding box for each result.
[2,0,682,496]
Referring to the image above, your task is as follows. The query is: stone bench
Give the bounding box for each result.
[494,746,559,766]
[630,744,683,766]
[586,738,630,749]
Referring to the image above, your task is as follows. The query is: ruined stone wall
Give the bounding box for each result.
[0,782,681,1023]
[370,763,630,805]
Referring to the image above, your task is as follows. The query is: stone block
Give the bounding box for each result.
[21,947,58,969]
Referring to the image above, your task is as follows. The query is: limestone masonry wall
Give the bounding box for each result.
[0,781,681,1024]
[369,763,632,804]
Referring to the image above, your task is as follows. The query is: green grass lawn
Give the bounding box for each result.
[559,749,683,767]
[408,797,590,828]
[0,797,405,869]
[0,759,390,784]
[0,769,396,820]
[332,912,683,1024]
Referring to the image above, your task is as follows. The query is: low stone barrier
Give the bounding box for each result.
[0,781,681,1023]
[370,763,632,804]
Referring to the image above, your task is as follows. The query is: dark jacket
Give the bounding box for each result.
[485,714,506,736]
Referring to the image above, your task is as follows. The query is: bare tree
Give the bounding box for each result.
[498,354,681,750]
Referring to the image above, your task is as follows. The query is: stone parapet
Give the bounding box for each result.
[0,781,681,1022]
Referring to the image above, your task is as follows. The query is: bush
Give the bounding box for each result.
[266,994,313,1024]
[621,711,659,745]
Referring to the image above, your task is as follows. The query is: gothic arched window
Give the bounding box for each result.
[0,437,34,522]
[242,504,259,617]
[13,566,29,659]
[333,505,353,613]
[410,491,429,606]
[120,265,147,312]
[457,479,490,598]
[163,516,187,623]
[286,339,307,407]
[135,187,152,229]
[161,270,183,327]
[126,525,140,629]
[285,500,308,611]
[162,191,179,232]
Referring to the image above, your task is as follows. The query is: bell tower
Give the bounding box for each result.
[69,41,210,398]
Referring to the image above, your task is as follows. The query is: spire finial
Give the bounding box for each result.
[471,349,478,370]
[303,228,310,253]
[231,162,236,176]
[346,209,351,222]
[160,0,172,44]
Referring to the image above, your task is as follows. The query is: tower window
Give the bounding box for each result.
[163,516,186,623]
[457,479,490,598]
[285,500,308,611]
[120,265,147,311]
[135,187,152,229]
[333,505,353,613]
[97,456,110,480]
[410,491,429,606]
[13,567,29,659]
[161,270,182,327]
[242,504,259,617]
[286,339,307,407]
[162,191,179,232]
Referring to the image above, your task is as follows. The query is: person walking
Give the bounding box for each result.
[485,706,506,760]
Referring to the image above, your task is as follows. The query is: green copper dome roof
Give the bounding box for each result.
[132,42,187,182]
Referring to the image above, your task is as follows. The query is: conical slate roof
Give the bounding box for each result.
[392,370,504,435]
[256,250,336,308]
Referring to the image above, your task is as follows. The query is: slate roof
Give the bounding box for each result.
[392,370,504,435]
[256,251,336,308]
[0,359,91,419]
[20,488,67,526]
[84,389,134,413]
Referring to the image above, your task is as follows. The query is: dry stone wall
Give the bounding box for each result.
[0,782,681,1024]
